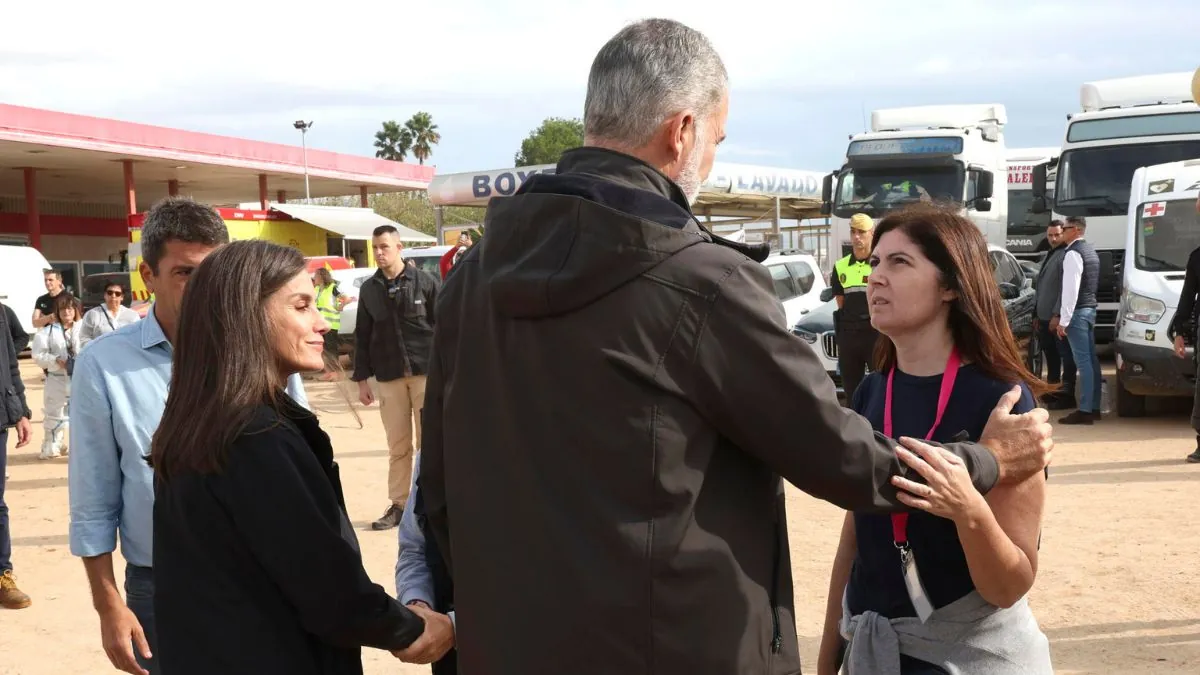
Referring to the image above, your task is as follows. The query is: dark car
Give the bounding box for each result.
[793,246,1041,394]
[81,272,132,313]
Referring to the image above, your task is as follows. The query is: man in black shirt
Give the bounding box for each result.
[353,225,440,530]
[32,269,64,330]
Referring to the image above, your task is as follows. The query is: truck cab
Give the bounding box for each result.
[1032,72,1200,343]
[1006,147,1059,263]
[1113,160,1200,417]
[821,104,1008,259]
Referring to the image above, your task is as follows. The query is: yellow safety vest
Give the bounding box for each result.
[835,254,871,290]
[316,283,341,330]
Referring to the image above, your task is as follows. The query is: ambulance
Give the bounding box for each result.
[1112,160,1200,416]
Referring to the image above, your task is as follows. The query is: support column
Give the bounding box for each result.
[122,160,137,216]
[277,190,287,204]
[434,206,444,245]
[359,186,369,208]
[23,168,41,251]
[168,179,179,196]
[259,174,269,210]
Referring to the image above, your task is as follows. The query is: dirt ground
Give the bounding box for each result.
[2,358,1198,674]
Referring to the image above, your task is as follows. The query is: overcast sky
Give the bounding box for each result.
[3,1,1198,175]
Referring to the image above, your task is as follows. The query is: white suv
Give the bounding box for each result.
[761,250,828,328]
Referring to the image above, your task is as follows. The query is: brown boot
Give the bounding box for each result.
[0,569,32,609]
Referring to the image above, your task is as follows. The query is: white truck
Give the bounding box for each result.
[1031,72,1200,343]
[1112,160,1200,416]
[821,104,1009,258]
[1005,147,1059,263]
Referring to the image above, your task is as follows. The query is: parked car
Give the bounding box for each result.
[762,249,828,328]
[792,245,1040,396]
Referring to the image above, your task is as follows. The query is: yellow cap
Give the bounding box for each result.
[849,213,875,232]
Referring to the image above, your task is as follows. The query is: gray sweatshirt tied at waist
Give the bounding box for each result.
[1036,246,1068,322]
[839,589,1053,674]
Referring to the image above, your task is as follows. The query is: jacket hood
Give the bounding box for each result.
[477,147,768,319]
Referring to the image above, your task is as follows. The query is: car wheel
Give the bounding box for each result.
[1115,373,1147,418]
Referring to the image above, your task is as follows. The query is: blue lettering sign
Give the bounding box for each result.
[494,172,516,196]
[471,168,557,200]
[472,174,490,198]
[848,136,963,156]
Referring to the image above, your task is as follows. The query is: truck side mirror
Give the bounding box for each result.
[1032,196,1047,214]
[820,173,834,216]
[975,198,992,212]
[1031,164,1047,198]
[976,171,994,200]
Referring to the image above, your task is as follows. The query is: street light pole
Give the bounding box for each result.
[293,120,313,201]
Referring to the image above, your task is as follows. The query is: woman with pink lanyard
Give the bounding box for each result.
[818,204,1054,675]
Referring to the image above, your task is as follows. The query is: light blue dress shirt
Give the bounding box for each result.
[68,306,309,567]
[395,450,456,631]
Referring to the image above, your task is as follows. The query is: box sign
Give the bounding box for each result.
[847,136,964,157]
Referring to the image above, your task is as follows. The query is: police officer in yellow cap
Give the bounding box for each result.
[831,213,880,403]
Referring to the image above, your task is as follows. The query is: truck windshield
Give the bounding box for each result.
[1135,198,1200,272]
[1057,140,1200,217]
[833,166,961,217]
[1007,189,1050,234]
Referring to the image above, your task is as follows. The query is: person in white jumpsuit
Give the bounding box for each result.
[32,295,82,459]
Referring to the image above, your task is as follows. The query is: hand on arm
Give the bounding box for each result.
[891,442,1045,608]
[687,260,1001,512]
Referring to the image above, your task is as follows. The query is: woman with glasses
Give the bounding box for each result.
[79,282,140,348]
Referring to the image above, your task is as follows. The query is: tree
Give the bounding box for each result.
[374,120,412,161]
[514,117,584,166]
[406,112,441,165]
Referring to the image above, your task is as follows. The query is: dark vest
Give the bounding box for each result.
[413,485,458,675]
[1068,239,1100,310]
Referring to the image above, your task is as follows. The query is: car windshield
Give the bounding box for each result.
[1056,141,1200,216]
[1135,198,1200,272]
[833,166,961,217]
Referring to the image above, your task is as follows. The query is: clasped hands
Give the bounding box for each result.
[392,601,455,665]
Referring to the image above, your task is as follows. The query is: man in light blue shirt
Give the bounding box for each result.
[69,197,309,675]
[395,450,457,673]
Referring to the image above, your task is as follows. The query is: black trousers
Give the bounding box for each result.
[837,323,879,405]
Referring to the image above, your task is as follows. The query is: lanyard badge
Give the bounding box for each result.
[883,348,960,623]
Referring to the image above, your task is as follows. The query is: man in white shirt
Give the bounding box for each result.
[80,282,140,348]
[1054,215,1102,424]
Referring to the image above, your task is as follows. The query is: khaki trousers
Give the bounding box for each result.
[377,375,426,507]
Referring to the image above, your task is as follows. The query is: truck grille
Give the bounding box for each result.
[1097,250,1123,304]
[822,333,839,360]
[1097,309,1118,327]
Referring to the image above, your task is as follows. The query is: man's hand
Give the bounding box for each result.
[393,603,455,665]
[15,417,32,448]
[1175,335,1188,359]
[98,604,151,675]
[1055,324,1068,339]
[1049,316,1060,333]
[358,380,375,407]
[978,386,1053,485]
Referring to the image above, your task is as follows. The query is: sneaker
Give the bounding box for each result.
[371,504,403,531]
[1058,410,1096,425]
[0,570,32,609]
[1187,449,1200,464]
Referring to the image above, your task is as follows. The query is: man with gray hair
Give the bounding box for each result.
[419,18,1053,674]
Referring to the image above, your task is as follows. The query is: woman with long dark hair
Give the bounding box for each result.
[149,240,450,674]
[817,204,1053,674]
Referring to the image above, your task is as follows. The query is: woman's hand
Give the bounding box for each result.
[892,441,989,525]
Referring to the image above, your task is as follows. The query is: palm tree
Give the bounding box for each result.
[405,112,441,165]
[374,120,412,161]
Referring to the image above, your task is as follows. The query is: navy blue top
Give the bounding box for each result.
[846,363,1035,619]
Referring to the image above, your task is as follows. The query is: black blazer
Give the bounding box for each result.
[152,398,424,675]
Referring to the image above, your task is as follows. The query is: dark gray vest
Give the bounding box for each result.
[1068,239,1100,309]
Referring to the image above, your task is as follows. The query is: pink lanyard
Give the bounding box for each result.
[883,348,961,546]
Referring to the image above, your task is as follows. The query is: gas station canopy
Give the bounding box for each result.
[271,203,435,243]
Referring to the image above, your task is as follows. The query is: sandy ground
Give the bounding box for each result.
[2,358,1199,674]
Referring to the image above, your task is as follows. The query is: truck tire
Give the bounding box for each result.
[1115,374,1147,418]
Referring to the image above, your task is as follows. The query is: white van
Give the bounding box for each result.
[1113,159,1200,416]
[0,244,53,336]
[762,250,829,329]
